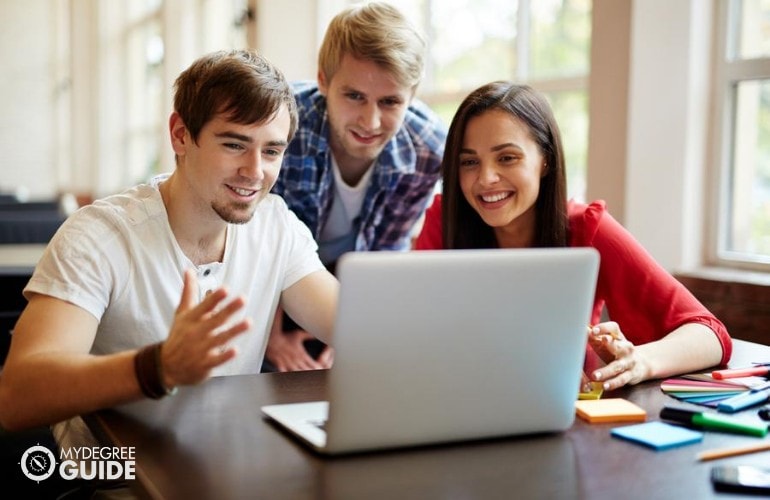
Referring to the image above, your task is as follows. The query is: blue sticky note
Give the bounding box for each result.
[611,421,703,451]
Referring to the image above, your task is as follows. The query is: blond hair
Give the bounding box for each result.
[318,1,426,89]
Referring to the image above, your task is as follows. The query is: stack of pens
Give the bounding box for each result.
[656,365,770,462]
[660,363,770,410]
[712,364,770,413]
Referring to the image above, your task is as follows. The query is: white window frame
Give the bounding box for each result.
[709,0,770,271]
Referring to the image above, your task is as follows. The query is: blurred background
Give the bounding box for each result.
[0,0,768,275]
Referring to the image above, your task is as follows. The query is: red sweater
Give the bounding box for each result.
[415,195,732,365]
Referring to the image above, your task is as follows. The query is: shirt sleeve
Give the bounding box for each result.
[23,207,120,321]
[280,202,326,290]
[574,200,732,365]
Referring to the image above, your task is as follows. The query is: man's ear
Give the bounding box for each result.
[169,112,189,156]
[317,69,328,96]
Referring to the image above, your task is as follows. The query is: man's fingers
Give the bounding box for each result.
[178,282,229,323]
[192,294,246,334]
[295,330,315,342]
[275,354,319,372]
[206,295,246,326]
[206,318,251,351]
[202,323,252,370]
[200,344,238,371]
[176,269,200,313]
[195,288,231,316]
[317,347,334,368]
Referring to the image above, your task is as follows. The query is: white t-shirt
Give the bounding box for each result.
[318,156,374,264]
[26,175,324,448]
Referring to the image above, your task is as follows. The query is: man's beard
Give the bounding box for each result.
[212,201,255,225]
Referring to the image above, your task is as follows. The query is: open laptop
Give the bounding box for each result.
[261,247,600,455]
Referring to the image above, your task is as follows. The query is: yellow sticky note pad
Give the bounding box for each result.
[578,382,604,400]
[575,398,647,423]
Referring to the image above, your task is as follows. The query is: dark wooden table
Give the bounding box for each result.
[85,339,770,499]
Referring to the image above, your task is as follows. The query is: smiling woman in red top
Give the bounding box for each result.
[415,81,731,391]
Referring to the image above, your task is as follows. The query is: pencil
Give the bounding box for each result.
[697,441,770,461]
[588,324,621,340]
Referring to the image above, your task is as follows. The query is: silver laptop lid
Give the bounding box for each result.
[324,248,599,454]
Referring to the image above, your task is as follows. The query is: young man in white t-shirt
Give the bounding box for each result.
[0,50,339,448]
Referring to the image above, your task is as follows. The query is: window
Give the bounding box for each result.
[385,0,592,201]
[713,0,770,268]
[123,1,165,190]
[67,0,252,197]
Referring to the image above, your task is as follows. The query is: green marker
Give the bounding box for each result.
[660,406,769,437]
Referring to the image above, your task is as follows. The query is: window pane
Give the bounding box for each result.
[727,79,770,257]
[546,89,588,202]
[429,0,519,93]
[428,100,459,129]
[735,0,770,59]
[126,20,163,184]
[529,0,591,80]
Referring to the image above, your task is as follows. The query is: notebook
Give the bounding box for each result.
[575,398,647,423]
[261,247,600,455]
[611,421,703,451]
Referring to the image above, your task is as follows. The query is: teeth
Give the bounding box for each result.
[481,192,510,203]
[232,187,257,196]
[354,131,376,140]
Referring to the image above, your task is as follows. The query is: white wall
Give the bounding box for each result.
[254,0,318,81]
[253,0,349,82]
[624,0,712,271]
[586,0,631,222]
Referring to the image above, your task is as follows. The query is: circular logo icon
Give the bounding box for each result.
[20,444,57,482]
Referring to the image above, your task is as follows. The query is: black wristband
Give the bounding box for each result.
[155,342,178,397]
[134,342,176,399]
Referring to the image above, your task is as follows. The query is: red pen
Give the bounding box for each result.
[712,366,770,380]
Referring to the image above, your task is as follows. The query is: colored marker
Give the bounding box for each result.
[712,366,770,380]
[717,389,770,413]
[660,406,769,437]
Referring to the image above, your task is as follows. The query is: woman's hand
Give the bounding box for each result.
[586,322,652,390]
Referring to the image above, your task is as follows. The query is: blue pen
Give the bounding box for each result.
[717,381,770,413]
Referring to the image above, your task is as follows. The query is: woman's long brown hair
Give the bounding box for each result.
[442,81,568,249]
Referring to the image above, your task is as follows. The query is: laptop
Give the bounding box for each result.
[261,247,600,455]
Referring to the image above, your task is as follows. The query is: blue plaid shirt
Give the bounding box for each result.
[272,81,447,253]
